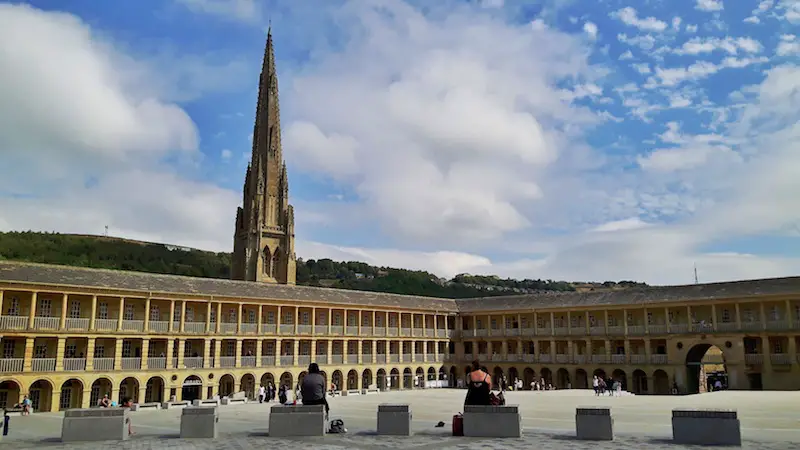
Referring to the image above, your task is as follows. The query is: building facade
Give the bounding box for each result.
[1,31,799,414]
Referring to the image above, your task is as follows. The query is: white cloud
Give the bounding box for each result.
[744,16,760,24]
[221,149,232,160]
[671,17,682,31]
[632,63,651,74]
[676,37,762,55]
[611,7,668,32]
[696,0,724,12]
[583,21,598,39]
[480,0,505,8]
[776,34,800,55]
[619,50,634,60]
[686,24,698,33]
[173,0,259,22]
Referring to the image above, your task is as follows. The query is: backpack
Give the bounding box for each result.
[328,419,346,434]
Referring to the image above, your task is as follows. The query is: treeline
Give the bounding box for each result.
[0,231,645,298]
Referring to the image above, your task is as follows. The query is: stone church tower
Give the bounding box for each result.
[231,29,296,284]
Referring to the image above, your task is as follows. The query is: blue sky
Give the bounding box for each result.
[0,0,798,285]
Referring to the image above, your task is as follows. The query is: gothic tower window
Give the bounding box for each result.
[263,247,271,275]
[271,248,280,278]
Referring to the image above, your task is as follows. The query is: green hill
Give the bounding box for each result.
[0,231,645,298]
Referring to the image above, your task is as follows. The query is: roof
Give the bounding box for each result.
[0,261,458,313]
[455,276,800,312]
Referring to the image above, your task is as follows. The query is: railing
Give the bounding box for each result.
[147,357,167,369]
[63,358,86,371]
[331,354,343,364]
[629,354,647,364]
[522,354,535,362]
[183,357,204,369]
[412,329,423,337]
[505,354,519,361]
[744,353,763,365]
[374,328,386,336]
[172,321,180,331]
[33,317,60,329]
[149,320,169,332]
[0,315,27,330]
[669,323,689,334]
[770,353,792,365]
[64,318,90,330]
[279,324,294,334]
[172,357,179,369]
[331,326,344,335]
[553,327,568,336]
[627,325,645,335]
[611,354,626,364]
[0,358,23,372]
[376,354,386,363]
[400,327,411,337]
[590,326,604,336]
[358,353,370,363]
[220,323,237,334]
[387,328,398,337]
[346,355,357,364]
[690,323,714,333]
[297,325,312,335]
[219,356,236,368]
[716,321,737,332]
[402,353,412,363]
[121,320,144,332]
[241,356,256,367]
[93,357,115,371]
[279,355,293,365]
[414,353,424,362]
[31,358,56,372]
[121,357,141,370]
[314,325,327,335]
[740,321,761,332]
[647,324,667,334]
[95,318,117,331]
[240,323,257,334]
[607,325,624,336]
[260,323,276,334]
[389,354,399,363]
[573,355,587,364]
[346,326,358,336]
[651,354,667,364]
[261,356,275,366]
[297,355,311,366]
[591,354,608,364]
[569,327,584,336]
[766,320,790,331]
[185,322,207,333]
[555,354,569,363]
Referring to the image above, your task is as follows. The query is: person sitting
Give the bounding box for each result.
[20,395,32,415]
[98,394,111,408]
[301,363,330,416]
[464,360,492,405]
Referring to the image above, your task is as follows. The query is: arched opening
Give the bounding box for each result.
[298,371,308,389]
[262,246,272,276]
[492,367,504,390]
[29,379,53,412]
[332,370,343,390]
[145,376,165,403]
[540,368,552,387]
[218,374,235,398]
[685,344,727,394]
[377,369,387,390]
[449,366,457,388]
[415,367,424,388]
[362,369,373,389]
[653,369,670,395]
[523,368,536,389]
[556,368,571,389]
[0,380,21,409]
[403,368,413,389]
[575,369,589,389]
[241,374,256,399]
[389,368,400,390]
[260,372,275,392]
[182,375,202,402]
[118,377,139,404]
[631,369,648,394]
[593,368,606,380]
[90,378,113,406]
[347,369,358,390]
[508,367,519,387]
[271,249,281,278]
[59,379,83,410]
[611,369,627,391]
[279,371,293,389]
[427,367,436,383]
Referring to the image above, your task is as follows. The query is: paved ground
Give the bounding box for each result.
[4,389,800,449]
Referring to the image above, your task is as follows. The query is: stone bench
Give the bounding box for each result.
[672,409,741,446]
[377,404,412,436]
[576,407,613,441]
[4,407,32,417]
[180,406,218,439]
[162,401,190,409]
[61,408,129,442]
[341,389,360,396]
[192,399,220,407]
[130,402,161,412]
[268,404,326,437]
[361,388,380,395]
[463,405,522,438]
[221,397,247,405]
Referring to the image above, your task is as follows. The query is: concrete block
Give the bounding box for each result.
[463,405,522,438]
[231,391,246,399]
[672,409,741,446]
[61,408,129,442]
[220,397,247,406]
[162,401,189,410]
[575,407,613,441]
[193,399,220,407]
[377,404,412,436]
[130,402,161,412]
[180,407,218,439]
[268,404,326,437]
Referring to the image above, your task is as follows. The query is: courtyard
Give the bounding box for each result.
[4,389,800,449]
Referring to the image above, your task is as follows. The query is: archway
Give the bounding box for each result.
[145,376,165,403]
[118,377,139,404]
[575,369,589,389]
[90,378,113,406]
[59,379,83,410]
[279,371,293,388]
[181,375,203,402]
[427,367,436,384]
[377,369,386,390]
[540,368,552,386]
[218,374,235,397]
[415,367,424,388]
[241,374,256,399]
[492,367,504,390]
[332,370,343,390]
[508,367,519,386]
[362,369,373,389]
[556,368,571,389]
[319,371,328,388]
[523,368,535,388]
[449,366,456,387]
[631,369,647,394]
[685,344,727,394]
[593,368,606,380]
[403,368,413,389]
[260,372,275,388]
[28,379,53,412]
[347,369,358,390]
[389,368,400,389]
[298,371,308,389]
[653,370,670,395]
[611,369,627,391]
[0,380,21,408]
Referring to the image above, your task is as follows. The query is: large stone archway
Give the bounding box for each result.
[685,343,727,394]
[29,379,54,412]
[59,379,84,410]
[145,376,165,403]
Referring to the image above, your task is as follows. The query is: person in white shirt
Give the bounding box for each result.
[258,385,266,403]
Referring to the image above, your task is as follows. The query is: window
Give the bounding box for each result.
[122,341,132,357]
[64,344,77,358]
[248,310,256,324]
[795,305,800,320]
[3,341,14,358]
[570,316,578,327]
[668,311,674,323]
[626,314,633,325]
[69,301,81,319]
[316,312,324,325]
[185,307,194,322]
[770,306,779,321]
[228,309,236,322]
[266,311,275,324]
[210,308,217,323]
[175,305,184,322]
[506,318,513,328]
[536,317,544,328]
[721,309,730,322]
[743,308,754,322]
[38,298,52,317]
[265,342,274,354]
[302,312,310,325]
[34,344,47,358]
[284,311,294,324]
[6,297,19,316]
[646,312,652,324]
[94,345,105,358]
[184,341,193,356]
[376,315,383,327]
[124,304,134,321]
[98,302,108,320]
[607,316,617,326]
[226,341,235,355]
[589,315,596,326]
[335,313,343,326]
[491,319,498,329]
[773,341,784,354]
[388,314,396,327]
[362,314,369,326]
[150,305,160,321]
[476,319,482,328]
[347,314,356,326]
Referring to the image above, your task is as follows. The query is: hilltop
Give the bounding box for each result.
[0,231,646,298]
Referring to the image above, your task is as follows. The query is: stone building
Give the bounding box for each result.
[0,31,799,413]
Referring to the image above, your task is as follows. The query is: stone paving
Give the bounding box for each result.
[4,389,800,449]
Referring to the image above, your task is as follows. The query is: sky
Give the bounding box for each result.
[0,0,799,286]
